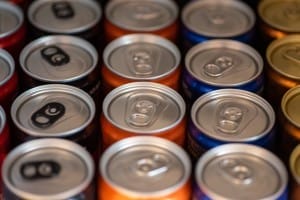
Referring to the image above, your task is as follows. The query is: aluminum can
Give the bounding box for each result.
[102,34,181,94]
[6,0,29,11]
[182,39,264,104]
[99,136,191,200]
[10,84,99,159]
[2,138,95,200]
[104,0,179,43]
[101,82,186,149]
[181,0,256,51]
[186,89,276,161]
[290,144,300,200]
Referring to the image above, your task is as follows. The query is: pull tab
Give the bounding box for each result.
[217,106,243,134]
[283,46,300,64]
[31,102,65,128]
[52,2,74,19]
[204,56,234,77]
[133,5,161,20]
[20,160,61,180]
[134,154,169,177]
[209,13,225,25]
[284,3,300,20]
[41,45,70,66]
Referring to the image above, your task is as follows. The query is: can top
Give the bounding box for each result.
[103,82,185,133]
[0,106,6,134]
[100,136,191,198]
[185,39,263,86]
[290,144,300,184]
[181,0,255,38]
[0,1,23,38]
[105,0,178,32]
[103,34,180,80]
[0,48,15,86]
[259,0,300,32]
[267,35,300,80]
[195,144,288,200]
[281,86,300,128]
[11,84,95,137]
[28,0,101,34]
[2,138,94,200]
[191,89,275,142]
[20,35,98,83]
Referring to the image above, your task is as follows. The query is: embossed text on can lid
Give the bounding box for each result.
[191,89,275,142]
[181,0,255,38]
[195,143,288,199]
[20,35,98,83]
[100,136,191,198]
[290,144,300,184]
[105,0,178,32]
[28,0,101,34]
[0,48,14,86]
[267,35,300,80]
[281,86,300,128]
[103,34,180,80]
[2,138,94,199]
[0,106,6,135]
[103,82,185,133]
[11,84,95,137]
[259,0,300,33]
[185,39,263,86]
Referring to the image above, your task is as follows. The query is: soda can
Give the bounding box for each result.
[186,89,276,161]
[7,0,29,11]
[2,138,95,199]
[99,136,191,200]
[104,0,179,43]
[182,39,264,104]
[181,0,256,51]
[194,143,288,200]
[10,84,99,159]
[102,34,181,94]
[101,82,186,149]
[290,144,300,200]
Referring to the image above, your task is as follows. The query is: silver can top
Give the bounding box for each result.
[103,82,185,133]
[0,48,14,86]
[195,144,288,199]
[2,138,94,200]
[185,39,263,87]
[0,106,6,134]
[191,89,275,142]
[290,144,300,184]
[181,0,255,38]
[105,0,178,31]
[103,34,180,80]
[11,84,95,137]
[20,35,98,83]
[100,136,191,198]
[28,0,101,34]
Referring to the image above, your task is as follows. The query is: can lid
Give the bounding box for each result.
[259,0,300,32]
[2,138,94,199]
[0,1,23,38]
[281,86,300,128]
[20,35,98,83]
[28,0,101,34]
[11,84,95,137]
[185,40,263,87]
[104,34,180,80]
[0,106,6,134]
[191,89,275,142]
[103,82,185,133]
[290,144,300,184]
[267,35,300,80]
[181,0,255,38]
[105,0,178,32]
[100,136,191,198]
[195,144,288,199]
[0,48,14,86]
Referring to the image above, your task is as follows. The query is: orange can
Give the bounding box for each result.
[98,136,192,200]
[290,144,300,200]
[100,82,186,149]
[101,34,181,95]
[104,0,179,43]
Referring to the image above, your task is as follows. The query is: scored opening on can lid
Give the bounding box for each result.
[2,138,94,200]
[290,144,300,184]
[195,143,288,200]
[103,33,180,80]
[281,86,300,128]
[11,84,95,137]
[19,35,98,83]
[100,136,191,198]
[185,39,263,86]
[28,0,102,34]
[181,0,255,38]
[102,82,185,133]
[105,0,178,32]
[0,48,15,86]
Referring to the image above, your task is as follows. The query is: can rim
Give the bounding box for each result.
[0,48,15,86]
[281,85,300,128]
[2,138,94,200]
[100,136,191,198]
[0,106,6,134]
[290,144,300,184]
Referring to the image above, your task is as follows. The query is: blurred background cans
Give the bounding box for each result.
[99,136,191,200]
[2,138,95,199]
[101,82,186,149]
[194,144,288,200]
[290,144,300,200]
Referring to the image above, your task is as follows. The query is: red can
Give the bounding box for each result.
[7,0,29,11]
